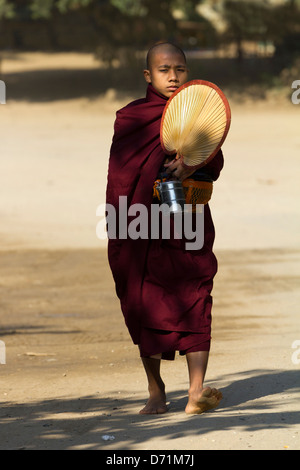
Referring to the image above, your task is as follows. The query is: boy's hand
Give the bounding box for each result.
[164,155,194,182]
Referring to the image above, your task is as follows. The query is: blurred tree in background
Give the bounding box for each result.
[1,0,300,63]
[0,0,208,55]
[0,0,300,94]
[221,0,275,61]
[221,0,300,62]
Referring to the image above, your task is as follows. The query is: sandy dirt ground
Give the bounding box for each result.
[0,53,299,451]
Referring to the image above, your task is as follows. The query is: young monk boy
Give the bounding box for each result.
[106,42,223,414]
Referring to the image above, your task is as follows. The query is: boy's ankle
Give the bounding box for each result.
[148,381,165,396]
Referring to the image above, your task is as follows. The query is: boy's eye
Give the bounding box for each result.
[158,67,187,73]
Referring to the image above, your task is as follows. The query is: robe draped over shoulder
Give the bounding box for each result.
[106,84,224,357]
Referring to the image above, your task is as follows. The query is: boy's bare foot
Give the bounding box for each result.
[139,390,168,415]
[185,386,223,414]
[140,357,168,414]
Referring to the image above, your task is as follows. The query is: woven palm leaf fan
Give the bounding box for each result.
[160,79,231,169]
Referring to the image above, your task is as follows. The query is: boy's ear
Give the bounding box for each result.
[143,69,151,84]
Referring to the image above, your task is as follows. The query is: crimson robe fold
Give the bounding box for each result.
[106,84,224,359]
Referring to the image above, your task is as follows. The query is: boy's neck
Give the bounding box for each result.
[146,84,169,102]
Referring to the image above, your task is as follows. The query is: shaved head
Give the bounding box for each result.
[146,42,186,70]
[144,42,188,97]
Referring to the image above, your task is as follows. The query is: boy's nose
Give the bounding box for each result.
[168,69,179,81]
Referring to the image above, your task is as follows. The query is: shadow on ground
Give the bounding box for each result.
[2,56,288,103]
[1,369,299,449]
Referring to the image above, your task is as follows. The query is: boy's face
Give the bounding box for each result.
[144,51,188,98]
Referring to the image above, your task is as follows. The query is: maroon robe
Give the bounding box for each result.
[106,84,224,359]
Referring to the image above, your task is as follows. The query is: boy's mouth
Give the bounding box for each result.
[167,86,179,92]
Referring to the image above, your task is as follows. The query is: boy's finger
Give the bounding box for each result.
[164,159,176,167]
